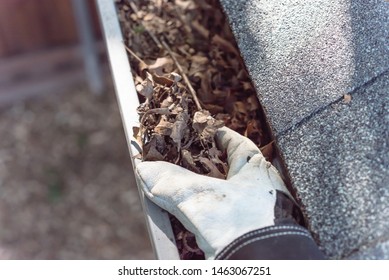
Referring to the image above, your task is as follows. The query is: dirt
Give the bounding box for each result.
[0,86,153,259]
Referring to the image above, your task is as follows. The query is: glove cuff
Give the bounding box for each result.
[215,224,325,260]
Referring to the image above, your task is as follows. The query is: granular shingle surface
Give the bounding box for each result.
[347,240,389,260]
[220,0,389,258]
[220,0,389,134]
[278,73,389,259]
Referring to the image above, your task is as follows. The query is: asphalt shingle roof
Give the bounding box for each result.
[220,0,389,258]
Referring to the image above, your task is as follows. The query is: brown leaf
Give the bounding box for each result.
[207,146,228,175]
[170,111,189,149]
[343,94,352,103]
[181,149,200,173]
[246,96,259,111]
[143,135,165,161]
[132,126,143,146]
[149,57,174,76]
[175,0,196,10]
[199,157,225,179]
[212,89,227,99]
[228,117,246,131]
[242,81,253,91]
[233,101,248,123]
[160,96,174,108]
[201,120,224,141]
[233,101,247,114]
[260,141,275,162]
[151,73,174,87]
[208,146,221,158]
[169,72,182,82]
[143,13,154,21]
[136,75,153,99]
[237,69,247,80]
[198,69,217,103]
[215,113,231,124]
[192,110,209,134]
[188,55,209,76]
[191,20,209,38]
[154,116,174,136]
[201,102,224,115]
[193,110,224,141]
[244,120,263,145]
[132,126,140,139]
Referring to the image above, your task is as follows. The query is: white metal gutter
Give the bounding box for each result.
[96,0,179,260]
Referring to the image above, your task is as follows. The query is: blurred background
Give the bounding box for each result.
[0,0,152,259]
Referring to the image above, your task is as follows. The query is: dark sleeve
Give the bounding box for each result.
[215,224,325,260]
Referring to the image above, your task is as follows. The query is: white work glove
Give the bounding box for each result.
[136,126,293,259]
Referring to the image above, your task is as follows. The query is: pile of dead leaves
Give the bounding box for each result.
[135,68,228,179]
[117,0,273,259]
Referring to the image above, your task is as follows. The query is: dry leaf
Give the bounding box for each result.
[193,110,224,141]
[192,110,209,133]
[229,116,246,131]
[136,75,153,99]
[160,96,174,108]
[201,102,224,115]
[215,113,230,123]
[233,101,247,115]
[143,13,154,21]
[169,72,182,82]
[201,119,224,141]
[143,135,165,161]
[175,0,196,10]
[181,149,200,173]
[154,115,174,136]
[188,55,209,76]
[343,94,352,103]
[191,20,210,38]
[246,96,259,111]
[149,57,174,76]
[207,146,228,174]
[199,157,225,179]
[199,69,217,103]
[244,120,262,145]
[170,111,189,149]
[151,73,174,87]
[260,141,275,161]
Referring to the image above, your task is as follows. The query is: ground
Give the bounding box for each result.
[0,86,153,259]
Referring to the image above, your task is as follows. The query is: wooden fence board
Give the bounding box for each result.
[0,0,100,58]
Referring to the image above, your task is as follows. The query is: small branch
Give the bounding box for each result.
[123,44,145,65]
[161,39,202,111]
[191,20,209,39]
[123,44,149,72]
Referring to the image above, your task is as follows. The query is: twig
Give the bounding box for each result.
[123,44,146,65]
[161,39,202,111]
[191,20,209,39]
[123,44,149,72]
[140,108,172,126]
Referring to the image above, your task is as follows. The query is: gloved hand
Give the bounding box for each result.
[136,126,296,259]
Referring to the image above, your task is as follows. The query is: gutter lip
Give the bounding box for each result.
[96,0,180,260]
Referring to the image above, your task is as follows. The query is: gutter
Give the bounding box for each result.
[96,0,179,259]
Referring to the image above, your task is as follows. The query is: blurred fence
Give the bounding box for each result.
[0,0,100,58]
